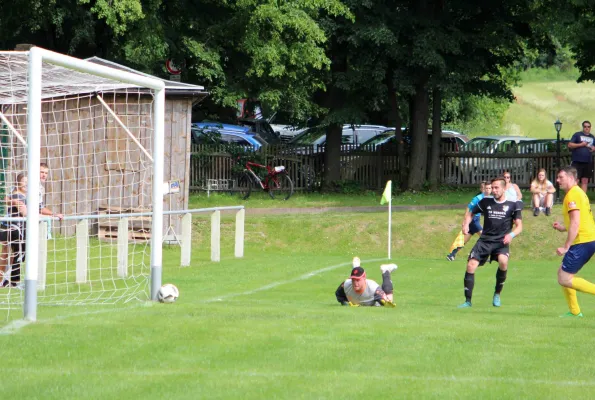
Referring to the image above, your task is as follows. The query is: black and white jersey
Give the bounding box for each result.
[470,197,522,241]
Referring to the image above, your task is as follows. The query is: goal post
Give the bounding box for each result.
[17,47,166,321]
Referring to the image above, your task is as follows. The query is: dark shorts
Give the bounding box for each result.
[561,241,595,274]
[571,161,594,180]
[468,240,509,266]
[469,219,482,235]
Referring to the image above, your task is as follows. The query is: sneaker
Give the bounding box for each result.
[493,294,501,307]
[380,263,398,273]
[560,311,584,318]
[352,257,361,268]
[446,254,455,261]
[533,208,539,217]
[545,207,551,216]
[457,301,472,308]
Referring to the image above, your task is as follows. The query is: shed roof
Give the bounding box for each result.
[86,57,208,98]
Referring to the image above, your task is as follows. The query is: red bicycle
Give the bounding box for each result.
[236,161,294,200]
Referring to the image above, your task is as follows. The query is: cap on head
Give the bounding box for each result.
[350,267,366,280]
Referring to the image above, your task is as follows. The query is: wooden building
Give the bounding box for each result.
[0,56,207,239]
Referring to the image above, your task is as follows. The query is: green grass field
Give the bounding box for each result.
[2,206,595,399]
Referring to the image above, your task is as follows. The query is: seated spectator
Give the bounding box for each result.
[530,168,555,216]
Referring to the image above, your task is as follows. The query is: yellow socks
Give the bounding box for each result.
[562,287,581,315]
[571,277,595,295]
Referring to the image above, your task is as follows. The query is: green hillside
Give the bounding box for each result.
[503,78,595,139]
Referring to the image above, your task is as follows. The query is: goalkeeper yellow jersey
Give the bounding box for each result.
[563,185,595,245]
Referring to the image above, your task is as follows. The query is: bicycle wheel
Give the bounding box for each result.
[236,171,253,200]
[268,172,294,200]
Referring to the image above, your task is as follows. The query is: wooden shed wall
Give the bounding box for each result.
[1,92,191,238]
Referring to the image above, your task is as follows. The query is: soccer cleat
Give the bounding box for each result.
[560,311,584,318]
[446,254,455,261]
[380,263,398,273]
[545,207,551,216]
[492,294,501,307]
[533,208,539,217]
[352,257,361,268]
[457,301,472,308]
[380,299,396,308]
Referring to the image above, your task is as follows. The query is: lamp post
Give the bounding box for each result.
[555,119,563,201]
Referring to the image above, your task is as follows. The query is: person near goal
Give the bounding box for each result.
[0,173,28,287]
[458,176,523,309]
[335,257,397,307]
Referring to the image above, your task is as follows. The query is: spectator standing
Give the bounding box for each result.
[568,121,595,193]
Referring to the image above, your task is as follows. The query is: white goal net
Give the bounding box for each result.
[0,49,165,321]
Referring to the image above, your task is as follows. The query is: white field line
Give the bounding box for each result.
[2,367,594,387]
[203,258,388,303]
[0,258,387,334]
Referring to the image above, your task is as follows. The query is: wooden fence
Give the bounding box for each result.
[190,143,575,191]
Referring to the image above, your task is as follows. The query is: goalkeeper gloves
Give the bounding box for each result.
[380,299,396,308]
[341,301,360,307]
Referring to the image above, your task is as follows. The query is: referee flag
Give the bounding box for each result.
[380,180,392,205]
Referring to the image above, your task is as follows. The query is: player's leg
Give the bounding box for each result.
[493,254,509,307]
[380,263,397,302]
[459,257,481,308]
[559,242,595,295]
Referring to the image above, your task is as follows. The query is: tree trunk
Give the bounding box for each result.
[386,70,406,189]
[428,88,442,190]
[407,83,429,190]
[323,123,343,190]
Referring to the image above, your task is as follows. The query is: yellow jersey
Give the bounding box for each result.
[563,185,595,244]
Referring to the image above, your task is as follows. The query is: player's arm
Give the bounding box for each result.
[40,207,64,220]
[462,209,475,235]
[373,287,395,307]
[562,210,580,251]
[335,283,349,305]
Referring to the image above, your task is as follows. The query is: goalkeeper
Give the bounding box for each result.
[335,258,397,307]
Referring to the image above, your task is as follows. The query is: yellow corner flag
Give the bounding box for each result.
[380,180,392,205]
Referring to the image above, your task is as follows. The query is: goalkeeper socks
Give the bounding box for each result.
[562,287,581,315]
[495,269,507,294]
[464,272,474,302]
[571,277,595,295]
[381,271,394,295]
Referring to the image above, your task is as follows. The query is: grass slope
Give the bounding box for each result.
[504,79,595,139]
[2,207,595,399]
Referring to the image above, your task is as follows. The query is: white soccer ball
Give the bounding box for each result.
[158,283,179,303]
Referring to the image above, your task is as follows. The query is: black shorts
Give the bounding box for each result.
[571,161,594,180]
[468,240,509,266]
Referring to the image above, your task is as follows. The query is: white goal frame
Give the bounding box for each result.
[23,47,165,321]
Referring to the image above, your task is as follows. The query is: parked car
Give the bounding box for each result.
[455,136,539,183]
[237,118,281,144]
[362,129,469,152]
[289,124,389,151]
[191,126,266,150]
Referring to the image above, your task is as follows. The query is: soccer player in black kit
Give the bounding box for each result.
[458,176,523,308]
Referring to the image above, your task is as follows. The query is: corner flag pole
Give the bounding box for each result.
[380,180,392,260]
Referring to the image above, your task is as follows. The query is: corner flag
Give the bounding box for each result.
[380,180,392,205]
[381,180,392,259]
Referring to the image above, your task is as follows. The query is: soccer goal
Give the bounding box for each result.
[0,48,165,321]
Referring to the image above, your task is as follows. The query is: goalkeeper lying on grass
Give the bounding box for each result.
[335,257,397,307]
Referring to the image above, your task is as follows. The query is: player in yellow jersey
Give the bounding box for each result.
[553,166,595,317]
